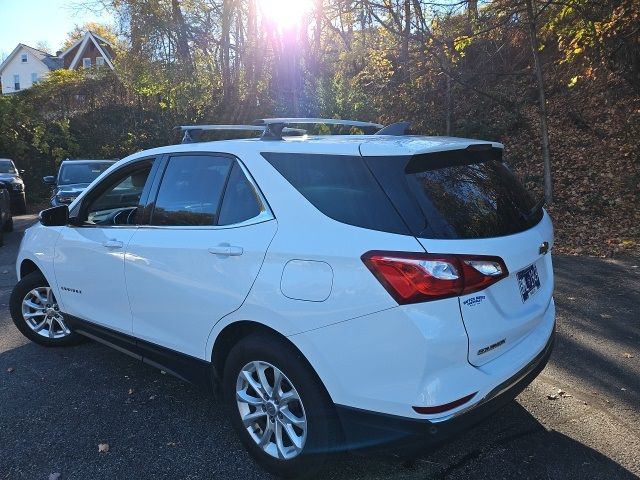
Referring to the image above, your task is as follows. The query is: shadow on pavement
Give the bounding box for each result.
[0,340,637,480]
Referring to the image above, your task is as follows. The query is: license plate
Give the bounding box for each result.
[517,264,541,302]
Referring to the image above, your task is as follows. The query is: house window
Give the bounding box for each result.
[96,57,105,67]
[20,53,28,63]
[82,58,91,68]
[31,73,38,84]
[13,74,20,91]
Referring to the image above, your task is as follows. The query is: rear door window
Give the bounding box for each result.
[262,152,409,235]
[151,155,232,226]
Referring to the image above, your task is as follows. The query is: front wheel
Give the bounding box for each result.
[223,334,338,478]
[10,271,84,347]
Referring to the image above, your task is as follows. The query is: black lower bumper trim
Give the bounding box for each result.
[335,327,555,452]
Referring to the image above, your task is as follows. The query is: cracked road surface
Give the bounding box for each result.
[1,216,638,479]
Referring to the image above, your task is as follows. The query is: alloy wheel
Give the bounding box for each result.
[21,287,70,339]
[236,360,307,460]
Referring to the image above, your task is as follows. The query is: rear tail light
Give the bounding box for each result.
[361,251,508,304]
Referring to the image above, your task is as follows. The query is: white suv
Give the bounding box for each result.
[11,119,555,478]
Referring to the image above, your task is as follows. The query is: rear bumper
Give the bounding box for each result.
[335,326,554,452]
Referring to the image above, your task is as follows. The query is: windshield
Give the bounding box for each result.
[0,161,17,174]
[58,162,114,185]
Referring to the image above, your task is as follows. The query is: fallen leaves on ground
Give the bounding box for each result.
[6,367,14,373]
[623,352,634,358]
[98,443,109,453]
[548,388,572,400]
[48,473,61,480]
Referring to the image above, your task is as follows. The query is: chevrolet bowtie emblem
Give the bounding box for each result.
[539,241,550,255]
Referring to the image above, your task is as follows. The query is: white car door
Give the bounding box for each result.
[54,158,157,334]
[126,154,277,358]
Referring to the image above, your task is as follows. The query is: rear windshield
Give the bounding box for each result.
[400,151,543,239]
[262,149,542,240]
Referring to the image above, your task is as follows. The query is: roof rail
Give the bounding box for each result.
[175,125,306,144]
[253,118,383,140]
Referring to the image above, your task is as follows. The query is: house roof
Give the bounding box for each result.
[0,43,63,74]
[61,31,115,70]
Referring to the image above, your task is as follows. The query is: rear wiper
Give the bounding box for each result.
[525,197,545,219]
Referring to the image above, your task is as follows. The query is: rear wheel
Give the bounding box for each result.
[10,271,84,347]
[223,334,338,478]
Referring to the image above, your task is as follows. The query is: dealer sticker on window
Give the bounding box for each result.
[517,263,541,302]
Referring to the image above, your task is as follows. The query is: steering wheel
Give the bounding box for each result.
[110,208,137,225]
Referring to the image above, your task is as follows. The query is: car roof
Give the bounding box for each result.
[60,159,117,165]
[124,135,503,161]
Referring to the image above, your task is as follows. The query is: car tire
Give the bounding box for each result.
[223,333,339,478]
[10,271,85,347]
[13,197,27,215]
[2,214,13,233]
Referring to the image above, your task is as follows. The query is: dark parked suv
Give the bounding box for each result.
[0,159,26,214]
[43,159,116,206]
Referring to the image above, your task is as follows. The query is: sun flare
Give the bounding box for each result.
[257,0,314,29]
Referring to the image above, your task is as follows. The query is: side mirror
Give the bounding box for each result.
[43,176,56,185]
[39,205,69,227]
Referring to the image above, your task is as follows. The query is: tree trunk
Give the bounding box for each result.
[525,0,553,204]
[445,73,452,136]
[467,0,478,29]
[221,0,233,102]
[171,0,193,72]
[401,0,410,81]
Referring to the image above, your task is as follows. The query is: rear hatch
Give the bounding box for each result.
[364,145,553,366]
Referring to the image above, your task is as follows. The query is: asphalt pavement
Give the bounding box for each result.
[0,216,638,480]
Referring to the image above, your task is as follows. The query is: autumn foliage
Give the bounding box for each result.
[0,0,637,256]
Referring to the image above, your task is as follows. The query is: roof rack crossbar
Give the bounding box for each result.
[254,117,383,128]
[175,124,306,143]
[176,118,394,143]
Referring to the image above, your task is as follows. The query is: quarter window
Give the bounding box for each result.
[151,155,232,227]
[218,163,263,225]
[263,152,409,235]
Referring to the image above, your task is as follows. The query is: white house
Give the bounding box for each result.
[0,44,63,95]
[0,32,115,95]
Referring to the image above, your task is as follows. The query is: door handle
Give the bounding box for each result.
[208,245,243,256]
[103,240,124,249]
